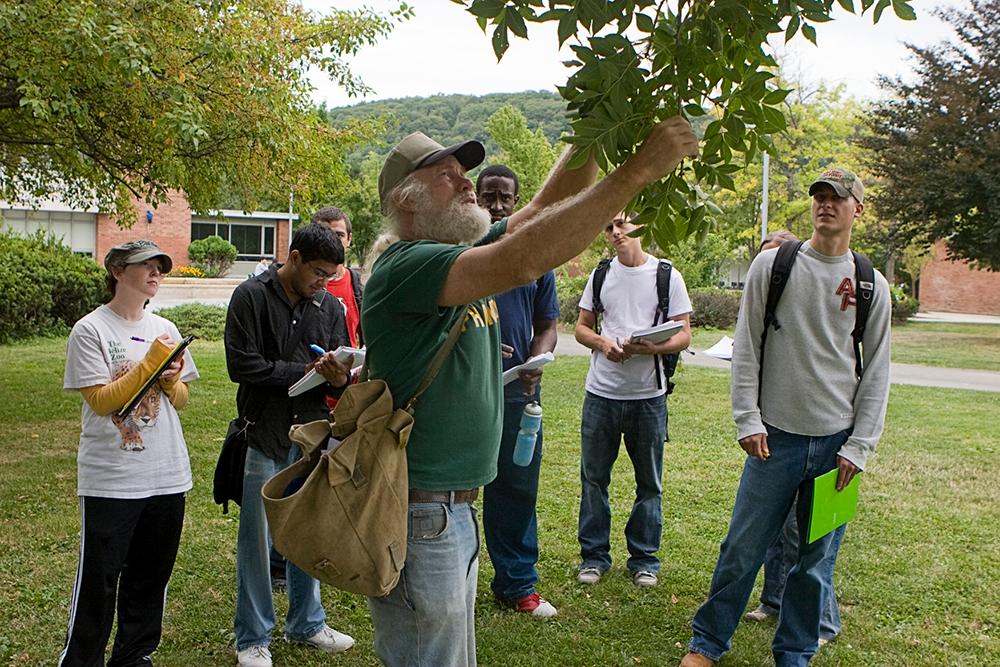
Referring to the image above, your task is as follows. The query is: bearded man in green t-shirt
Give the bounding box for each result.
[361,119,699,667]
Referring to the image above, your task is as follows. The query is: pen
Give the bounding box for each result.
[309,344,326,356]
[130,336,154,344]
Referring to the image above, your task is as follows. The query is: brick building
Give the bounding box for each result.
[1,191,295,276]
[918,242,1000,316]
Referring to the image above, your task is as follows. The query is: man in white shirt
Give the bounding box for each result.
[574,212,692,589]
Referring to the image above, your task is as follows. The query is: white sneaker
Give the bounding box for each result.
[743,605,778,623]
[236,645,272,667]
[577,567,602,585]
[291,624,355,653]
[632,570,658,588]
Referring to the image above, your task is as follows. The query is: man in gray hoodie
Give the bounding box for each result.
[681,167,891,667]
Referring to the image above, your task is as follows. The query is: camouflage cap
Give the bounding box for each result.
[104,239,173,274]
[808,167,864,204]
[378,132,485,212]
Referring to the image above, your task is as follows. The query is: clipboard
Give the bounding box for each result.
[806,468,861,544]
[116,335,195,418]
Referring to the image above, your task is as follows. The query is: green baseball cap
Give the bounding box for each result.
[808,167,864,204]
[378,132,485,212]
[104,239,172,274]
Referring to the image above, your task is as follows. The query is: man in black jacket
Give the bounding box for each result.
[224,223,354,667]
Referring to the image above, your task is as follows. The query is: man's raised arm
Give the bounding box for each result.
[439,116,698,307]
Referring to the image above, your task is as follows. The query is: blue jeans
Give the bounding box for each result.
[760,500,845,641]
[689,425,851,667]
[235,446,325,650]
[368,500,480,667]
[483,400,543,600]
[578,392,667,575]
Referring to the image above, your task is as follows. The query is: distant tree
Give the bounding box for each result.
[861,0,1000,270]
[337,152,385,265]
[484,105,558,201]
[0,0,409,220]
[459,0,916,249]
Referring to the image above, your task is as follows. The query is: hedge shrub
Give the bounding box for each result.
[0,231,105,343]
[689,288,742,329]
[153,303,228,341]
[188,235,237,278]
[556,273,590,326]
[890,285,919,324]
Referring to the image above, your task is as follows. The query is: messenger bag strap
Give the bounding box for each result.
[404,310,468,415]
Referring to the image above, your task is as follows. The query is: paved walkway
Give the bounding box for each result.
[148,280,999,393]
[556,333,1000,393]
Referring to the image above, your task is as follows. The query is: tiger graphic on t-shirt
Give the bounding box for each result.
[109,360,161,451]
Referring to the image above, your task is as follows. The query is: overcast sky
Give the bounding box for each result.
[303,0,960,109]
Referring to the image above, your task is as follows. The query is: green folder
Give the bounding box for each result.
[807,469,861,544]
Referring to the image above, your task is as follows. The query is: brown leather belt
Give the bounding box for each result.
[408,488,479,504]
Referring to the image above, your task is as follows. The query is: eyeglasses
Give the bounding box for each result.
[310,265,337,281]
[478,191,516,204]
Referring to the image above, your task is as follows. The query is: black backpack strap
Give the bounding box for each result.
[851,251,875,380]
[591,258,612,318]
[758,240,803,404]
[652,260,674,393]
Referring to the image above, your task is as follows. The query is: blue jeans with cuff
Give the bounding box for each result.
[483,400,543,601]
[234,445,326,651]
[688,425,851,667]
[760,502,845,641]
[368,499,480,667]
[578,391,667,575]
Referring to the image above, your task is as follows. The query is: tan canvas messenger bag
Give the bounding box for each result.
[261,315,465,597]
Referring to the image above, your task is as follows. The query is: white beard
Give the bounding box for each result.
[412,193,491,245]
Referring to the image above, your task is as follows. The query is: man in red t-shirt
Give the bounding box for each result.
[312,207,363,347]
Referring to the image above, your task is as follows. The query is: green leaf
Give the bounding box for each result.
[635,12,654,33]
[467,0,506,20]
[872,0,891,22]
[507,9,528,38]
[784,14,801,42]
[491,23,510,60]
[683,103,706,117]
[762,88,791,105]
[557,13,577,46]
[835,0,855,14]
[801,23,817,45]
[891,0,916,21]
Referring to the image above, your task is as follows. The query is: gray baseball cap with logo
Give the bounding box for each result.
[808,167,864,204]
[104,239,173,274]
[378,132,485,212]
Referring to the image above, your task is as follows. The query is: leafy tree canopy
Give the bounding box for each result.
[0,0,410,220]
[458,0,916,250]
[861,0,1000,271]
[484,104,559,201]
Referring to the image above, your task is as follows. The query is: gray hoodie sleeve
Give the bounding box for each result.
[730,251,773,440]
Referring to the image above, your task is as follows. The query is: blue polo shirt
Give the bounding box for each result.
[496,270,560,403]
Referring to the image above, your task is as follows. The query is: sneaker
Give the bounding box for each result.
[500,592,558,618]
[743,604,778,623]
[632,570,658,588]
[818,637,831,647]
[577,567,602,585]
[236,645,272,667]
[270,573,287,593]
[290,624,355,653]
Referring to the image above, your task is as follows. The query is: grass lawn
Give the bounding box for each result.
[690,322,1000,372]
[1,338,998,666]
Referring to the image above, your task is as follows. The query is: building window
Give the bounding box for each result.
[191,218,276,260]
[0,208,97,256]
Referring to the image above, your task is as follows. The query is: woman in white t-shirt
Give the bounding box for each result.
[59,240,199,667]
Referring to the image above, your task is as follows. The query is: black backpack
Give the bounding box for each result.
[759,241,876,400]
[591,258,679,395]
